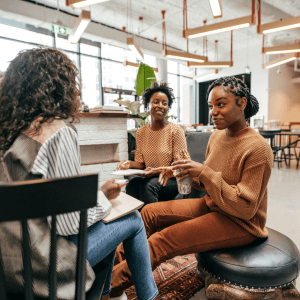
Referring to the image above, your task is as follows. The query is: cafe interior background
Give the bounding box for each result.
[1,0,300,297]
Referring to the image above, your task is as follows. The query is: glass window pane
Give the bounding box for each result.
[103,93,120,106]
[0,39,35,72]
[125,49,137,63]
[144,54,157,68]
[56,36,78,52]
[80,43,99,56]
[81,55,100,108]
[180,63,193,78]
[180,77,194,123]
[101,43,124,62]
[0,24,53,46]
[102,60,137,91]
[167,60,178,74]
[167,74,179,123]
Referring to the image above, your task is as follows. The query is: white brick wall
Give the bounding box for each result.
[76,116,129,189]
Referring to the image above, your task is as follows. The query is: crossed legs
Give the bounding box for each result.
[111,197,257,296]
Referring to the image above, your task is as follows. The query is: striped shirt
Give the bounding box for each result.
[31,125,112,236]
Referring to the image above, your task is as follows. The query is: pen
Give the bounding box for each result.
[119,160,129,168]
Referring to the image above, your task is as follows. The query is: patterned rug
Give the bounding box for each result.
[125,254,204,300]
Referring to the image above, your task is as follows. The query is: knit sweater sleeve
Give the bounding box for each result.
[198,142,272,220]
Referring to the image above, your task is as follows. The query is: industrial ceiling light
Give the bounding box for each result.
[68,10,91,44]
[164,49,207,63]
[66,0,110,9]
[263,44,300,55]
[185,0,255,39]
[194,69,218,82]
[259,16,300,34]
[208,0,222,18]
[188,61,232,68]
[185,16,252,39]
[123,61,158,72]
[262,53,299,69]
[127,37,144,61]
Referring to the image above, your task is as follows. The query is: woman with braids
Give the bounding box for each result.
[0,48,158,300]
[110,76,273,297]
[117,81,190,206]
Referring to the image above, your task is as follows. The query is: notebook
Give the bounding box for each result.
[111,169,145,176]
[102,192,144,223]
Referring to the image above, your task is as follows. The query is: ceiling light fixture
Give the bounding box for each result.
[123,61,158,72]
[259,16,300,34]
[185,16,252,39]
[164,49,207,63]
[185,0,255,39]
[127,37,144,61]
[262,53,299,69]
[194,69,218,82]
[263,44,300,55]
[189,61,232,68]
[68,10,91,44]
[208,0,222,18]
[66,0,110,9]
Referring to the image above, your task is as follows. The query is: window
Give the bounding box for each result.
[167,61,193,124]
[102,60,137,91]
[81,55,101,108]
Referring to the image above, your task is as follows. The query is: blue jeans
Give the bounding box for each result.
[69,211,158,300]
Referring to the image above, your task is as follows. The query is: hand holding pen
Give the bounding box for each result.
[117,160,130,170]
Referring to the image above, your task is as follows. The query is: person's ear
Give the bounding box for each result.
[238,97,247,112]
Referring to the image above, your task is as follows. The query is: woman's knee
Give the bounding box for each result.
[123,210,145,234]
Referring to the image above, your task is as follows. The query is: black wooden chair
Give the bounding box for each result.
[0,174,111,300]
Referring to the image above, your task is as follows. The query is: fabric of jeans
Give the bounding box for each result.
[110,197,258,295]
[126,176,178,206]
[69,211,158,300]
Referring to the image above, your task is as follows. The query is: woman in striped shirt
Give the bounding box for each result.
[0,48,157,300]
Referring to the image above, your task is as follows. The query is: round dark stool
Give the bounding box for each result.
[196,228,300,299]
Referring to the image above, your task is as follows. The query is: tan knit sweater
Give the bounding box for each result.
[192,127,273,238]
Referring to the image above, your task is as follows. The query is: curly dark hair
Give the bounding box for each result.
[0,48,81,151]
[206,76,259,121]
[141,81,175,110]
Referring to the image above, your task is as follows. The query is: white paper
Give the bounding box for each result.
[111,169,145,176]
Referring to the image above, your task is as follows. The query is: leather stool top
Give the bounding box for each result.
[196,228,300,288]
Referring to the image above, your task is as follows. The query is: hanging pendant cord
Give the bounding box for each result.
[161,10,166,51]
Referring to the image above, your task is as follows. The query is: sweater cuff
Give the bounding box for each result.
[198,165,217,188]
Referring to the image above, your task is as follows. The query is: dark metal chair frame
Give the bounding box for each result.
[0,173,111,300]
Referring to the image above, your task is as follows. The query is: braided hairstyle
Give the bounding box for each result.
[141,81,175,110]
[206,76,259,121]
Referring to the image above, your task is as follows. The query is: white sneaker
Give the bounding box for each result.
[110,292,127,300]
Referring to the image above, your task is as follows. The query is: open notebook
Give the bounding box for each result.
[102,192,144,223]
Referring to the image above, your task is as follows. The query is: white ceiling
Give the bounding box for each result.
[24,0,300,61]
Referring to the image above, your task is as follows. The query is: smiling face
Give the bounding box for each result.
[148,91,169,121]
[208,86,247,132]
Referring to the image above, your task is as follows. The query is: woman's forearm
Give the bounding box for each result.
[130,161,146,169]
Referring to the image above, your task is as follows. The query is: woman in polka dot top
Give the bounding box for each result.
[117,81,190,206]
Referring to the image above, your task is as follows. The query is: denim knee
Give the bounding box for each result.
[125,210,145,236]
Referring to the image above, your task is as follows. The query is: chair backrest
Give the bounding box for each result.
[186,131,213,163]
[0,173,98,300]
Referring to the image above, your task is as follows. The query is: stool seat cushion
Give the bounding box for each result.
[196,228,300,288]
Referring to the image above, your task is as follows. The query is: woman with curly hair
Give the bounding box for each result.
[117,81,190,206]
[0,48,158,300]
[110,76,273,297]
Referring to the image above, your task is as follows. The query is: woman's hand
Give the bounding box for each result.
[117,160,130,170]
[100,178,127,200]
[171,159,204,180]
[143,167,161,178]
[158,167,174,186]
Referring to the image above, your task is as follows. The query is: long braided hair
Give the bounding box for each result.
[206,76,259,121]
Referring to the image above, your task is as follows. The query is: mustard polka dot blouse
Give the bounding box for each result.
[135,123,190,168]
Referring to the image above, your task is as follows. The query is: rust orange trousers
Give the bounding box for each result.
[110,197,257,296]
